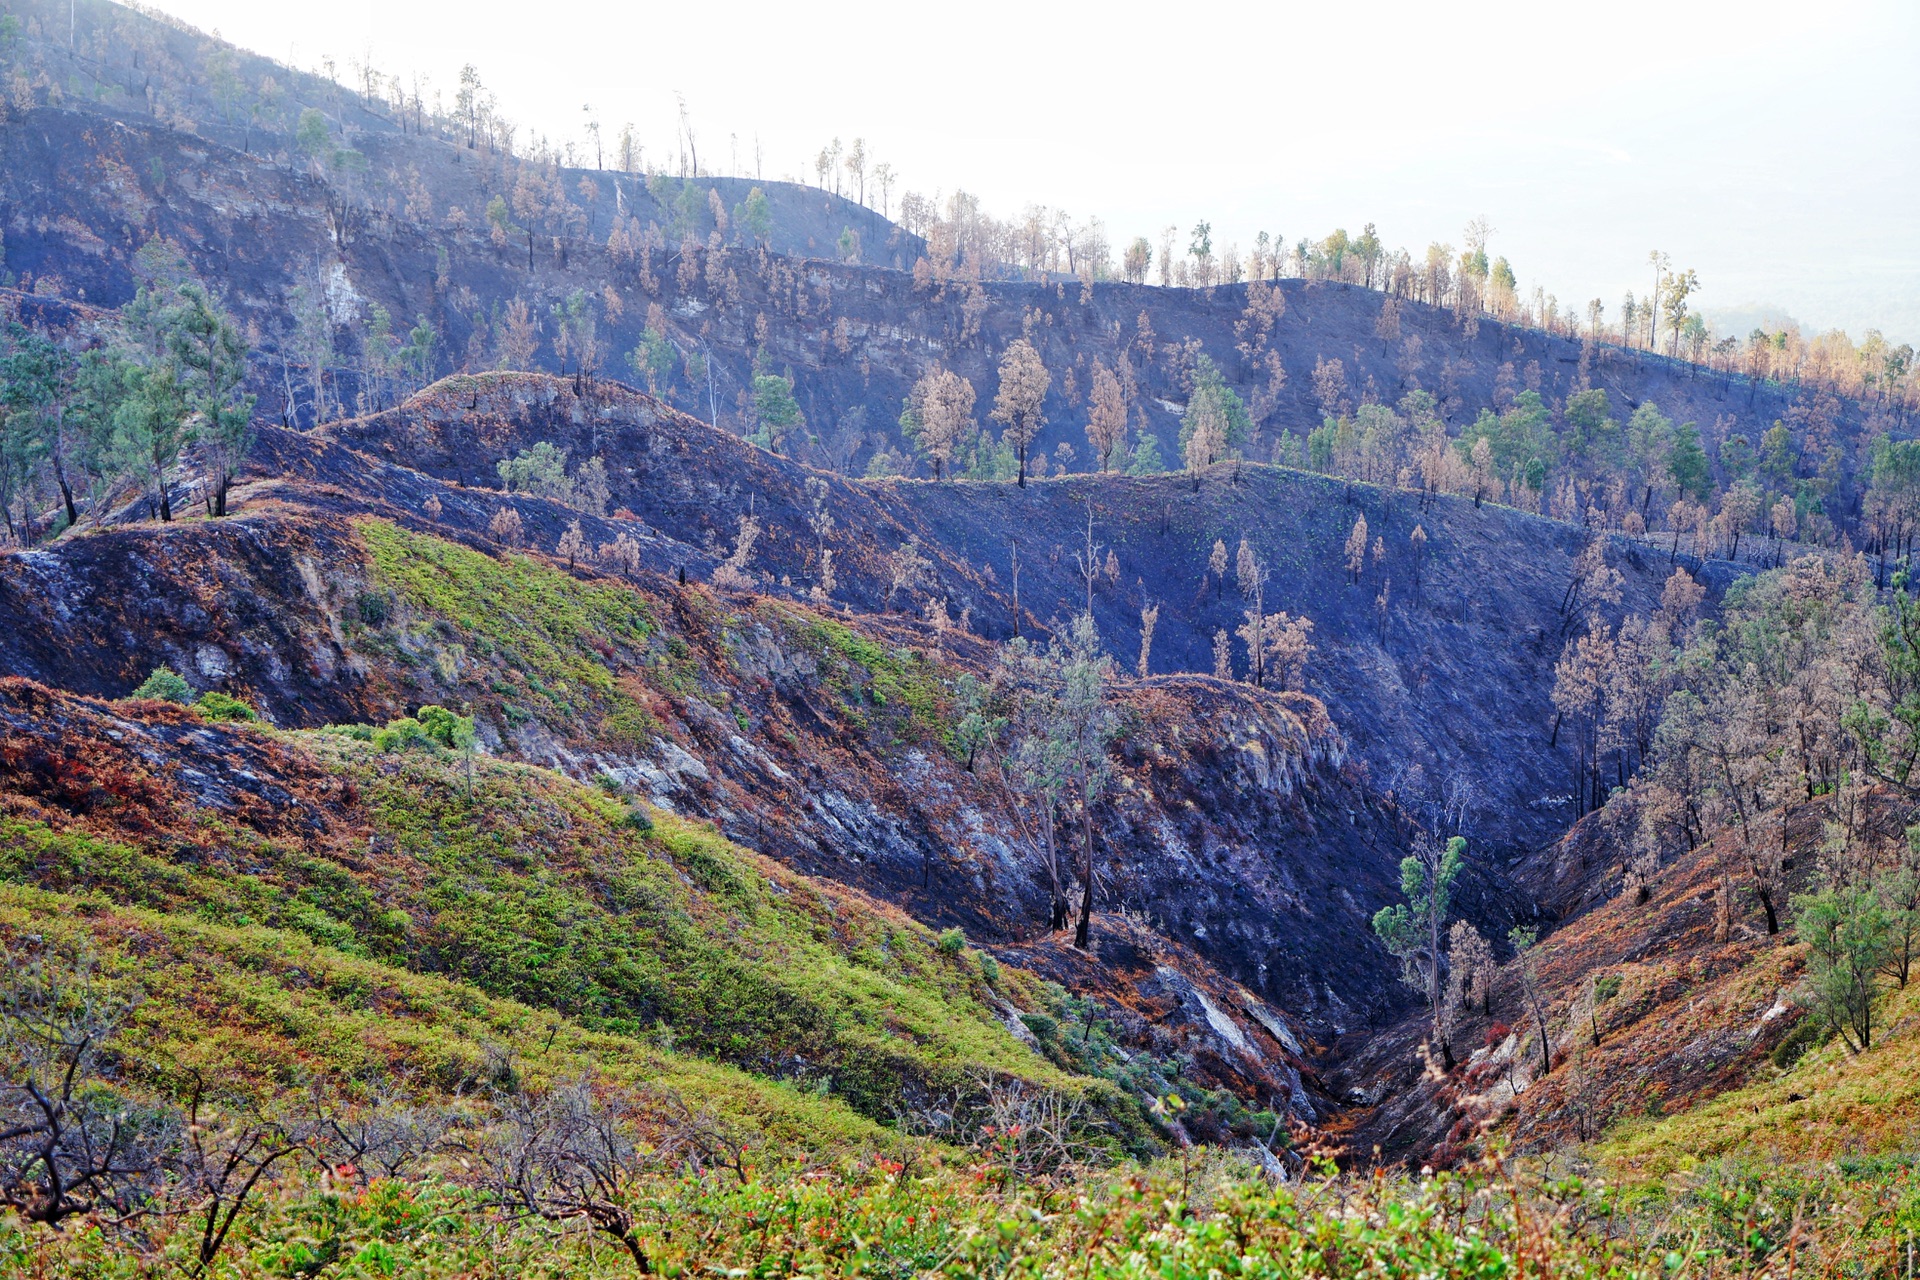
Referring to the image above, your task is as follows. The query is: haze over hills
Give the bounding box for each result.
[1,2,1919,1275]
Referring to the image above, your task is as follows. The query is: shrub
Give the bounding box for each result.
[130,665,192,703]
[979,953,1000,986]
[622,802,654,833]
[193,691,258,722]
[937,927,967,956]
[372,717,431,752]
[1019,1012,1058,1041]
[416,704,475,750]
[1770,1012,1832,1070]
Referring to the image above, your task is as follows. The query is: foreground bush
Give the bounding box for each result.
[4,1147,1918,1278]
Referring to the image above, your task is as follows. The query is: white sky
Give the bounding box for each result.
[144,0,1920,345]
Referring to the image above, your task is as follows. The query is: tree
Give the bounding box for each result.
[1667,420,1712,500]
[475,1080,726,1272]
[498,442,574,503]
[738,187,772,244]
[1793,889,1888,1053]
[0,325,84,531]
[132,665,193,702]
[1056,615,1118,950]
[1180,387,1226,486]
[1409,524,1429,604]
[1508,926,1554,1076]
[713,515,763,591]
[952,672,1004,773]
[558,520,588,570]
[1344,514,1369,584]
[990,339,1049,487]
[628,323,677,398]
[1178,357,1247,488]
[749,373,804,452]
[169,283,255,516]
[1085,361,1127,471]
[177,1079,311,1277]
[1137,602,1159,678]
[489,506,525,546]
[901,369,975,481]
[1662,267,1700,358]
[550,290,601,388]
[1447,920,1496,1017]
[999,615,1117,941]
[1372,835,1468,1069]
[109,355,190,523]
[1126,432,1164,476]
[1122,238,1151,285]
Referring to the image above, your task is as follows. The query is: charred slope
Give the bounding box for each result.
[1330,797,1829,1167]
[317,374,1743,853]
[1,94,1861,473]
[0,474,1458,1058]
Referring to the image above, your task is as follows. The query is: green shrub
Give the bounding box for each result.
[130,665,192,703]
[979,953,1000,985]
[1019,1012,1058,1041]
[373,706,475,753]
[416,704,475,749]
[937,927,967,956]
[623,802,654,833]
[372,717,431,752]
[1771,1012,1833,1070]
[194,690,259,722]
[320,722,375,742]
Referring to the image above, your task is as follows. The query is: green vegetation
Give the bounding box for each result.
[129,664,192,703]
[0,248,255,534]
[192,689,257,721]
[785,608,951,745]
[359,518,659,743]
[0,722,1118,1135]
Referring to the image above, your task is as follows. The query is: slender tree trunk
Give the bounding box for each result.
[1044,806,1067,930]
[1074,810,1095,950]
[52,457,78,529]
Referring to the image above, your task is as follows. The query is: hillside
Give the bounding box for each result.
[2,371,1729,1050]
[6,1,1920,1273]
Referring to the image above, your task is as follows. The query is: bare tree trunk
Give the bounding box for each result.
[1074,810,1095,950]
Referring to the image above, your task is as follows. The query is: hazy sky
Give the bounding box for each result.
[146,0,1920,345]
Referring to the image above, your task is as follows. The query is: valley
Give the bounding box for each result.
[1,1,1918,1275]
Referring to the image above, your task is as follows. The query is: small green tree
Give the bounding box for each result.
[0,324,82,531]
[628,326,677,398]
[1125,432,1164,476]
[1178,356,1249,488]
[170,282,255,516]
[737,188,773,245]
[498,442,573,503]
[1794,889,1890,1053]
[1667,420,1712,501]
[951,672,1005,773]
[749,373,804,452]
[1372,835,1467,1068]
